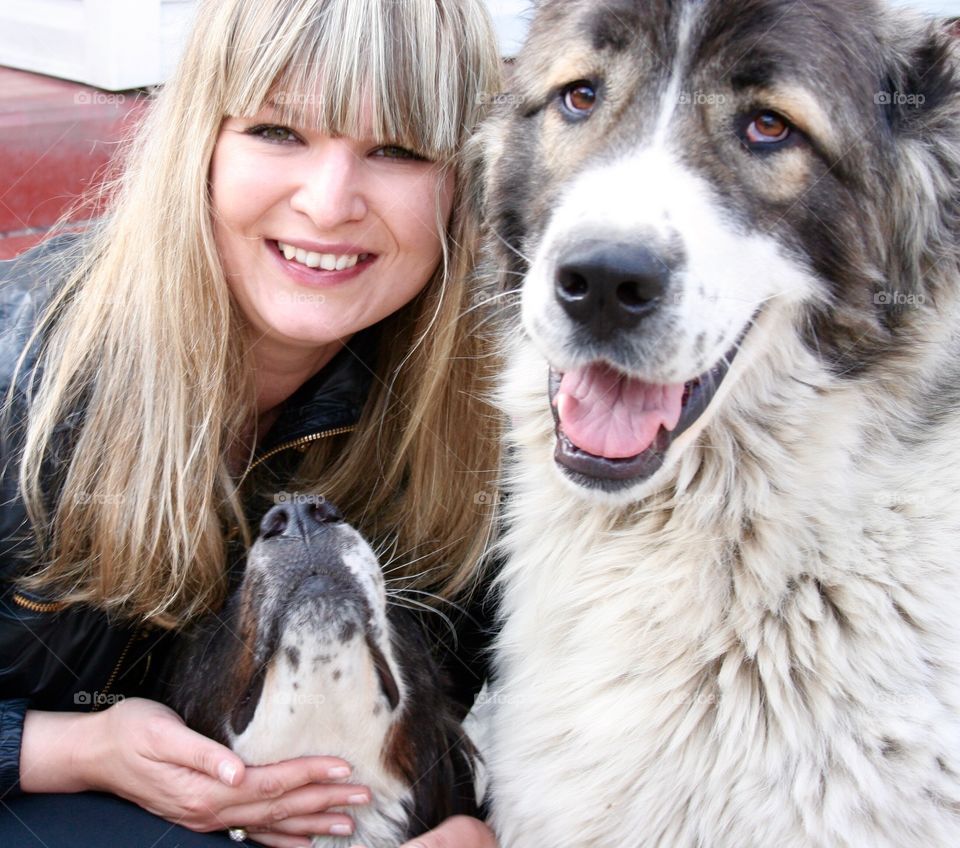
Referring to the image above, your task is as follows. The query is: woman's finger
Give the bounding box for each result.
[139,708,246,788]
[219,782,370,833]
[246,812,357,839]
[212,757,356,807]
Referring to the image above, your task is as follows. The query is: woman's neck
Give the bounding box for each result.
[251,338,345,417]
[229,337,348,474]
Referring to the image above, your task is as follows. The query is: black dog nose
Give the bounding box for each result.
[555,244,670,336]
[259,497,343,540]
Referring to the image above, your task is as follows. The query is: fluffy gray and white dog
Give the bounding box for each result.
[480,1,960,846]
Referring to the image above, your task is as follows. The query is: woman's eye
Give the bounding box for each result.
[374,145,427,161]
[743,111,793,147]
[560,81,598,119]
[246,124,299,144]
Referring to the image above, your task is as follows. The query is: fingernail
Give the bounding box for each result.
[327,765,351,779]
[218,761,238,786]
[347,793,370,805]
[330,823,354,836]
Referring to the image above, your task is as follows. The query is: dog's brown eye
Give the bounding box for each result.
[745,111,791,144]
[561,81,597,118]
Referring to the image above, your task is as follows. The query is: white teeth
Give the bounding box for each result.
[277,242,362,272]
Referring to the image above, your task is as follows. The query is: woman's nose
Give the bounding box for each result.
[289,140,368,227]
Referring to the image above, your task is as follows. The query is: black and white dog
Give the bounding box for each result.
[167,499,477,846]
[481,0,960,846]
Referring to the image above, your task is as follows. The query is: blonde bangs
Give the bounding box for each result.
[220,0,488,161]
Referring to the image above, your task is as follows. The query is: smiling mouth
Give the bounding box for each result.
[270,240,375,273]
[548,334,747,491]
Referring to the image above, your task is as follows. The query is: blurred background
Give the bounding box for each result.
[0,0,957,259]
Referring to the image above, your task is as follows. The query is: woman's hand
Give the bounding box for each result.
[21,698,371,847]
[349,815,498,848]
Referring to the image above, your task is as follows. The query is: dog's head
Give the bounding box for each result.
[168,498,477,839]
[484,0,960,502]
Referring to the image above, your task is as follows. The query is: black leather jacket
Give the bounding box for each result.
[0,236,493,797]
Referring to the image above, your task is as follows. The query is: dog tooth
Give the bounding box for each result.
[280,242,297,261]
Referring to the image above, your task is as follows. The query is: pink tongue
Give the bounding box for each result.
[555,364,685,459]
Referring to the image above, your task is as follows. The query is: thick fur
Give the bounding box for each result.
[164,503,477,846]
[482,1,960,846]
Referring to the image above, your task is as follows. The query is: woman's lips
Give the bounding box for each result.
[267,239,377,287]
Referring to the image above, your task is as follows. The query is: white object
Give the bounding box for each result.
[897,0,960,11]
[485,0,533,56]
[0,0,195,91]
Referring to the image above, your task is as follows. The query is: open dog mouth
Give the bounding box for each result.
[549,335,747,490]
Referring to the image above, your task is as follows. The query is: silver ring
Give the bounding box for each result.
[228,827,248,842]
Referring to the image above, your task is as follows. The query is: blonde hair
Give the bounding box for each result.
[16,0,503,626]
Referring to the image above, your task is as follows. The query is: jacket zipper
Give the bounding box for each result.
[93,628,143,710]
[10,592,142,707]
[238,425,356,487]
[11,593,66,613]
[11,593,137,709]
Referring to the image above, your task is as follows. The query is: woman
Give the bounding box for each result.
[0,1,502,846]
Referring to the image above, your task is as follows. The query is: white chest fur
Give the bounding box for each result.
[231,630,411,847]
[488,343,960,848]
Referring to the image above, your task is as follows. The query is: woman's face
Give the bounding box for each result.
[210,104,454,357]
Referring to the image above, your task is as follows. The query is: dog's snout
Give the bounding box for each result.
[259,498,344,540]
[555,244,670,335]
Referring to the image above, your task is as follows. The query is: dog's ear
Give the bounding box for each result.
[880,15,959,137]
[878,15,960,296]
[405,714,481,836]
